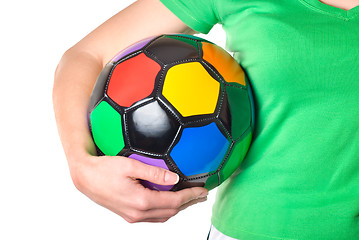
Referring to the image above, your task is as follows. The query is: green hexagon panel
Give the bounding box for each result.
[226,85,251,140]
[219,131,252,184]
[90,101,125,156]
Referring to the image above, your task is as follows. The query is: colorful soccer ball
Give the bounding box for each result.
[88,34,255,191]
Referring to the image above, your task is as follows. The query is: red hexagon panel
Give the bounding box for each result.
[107,53,161,107]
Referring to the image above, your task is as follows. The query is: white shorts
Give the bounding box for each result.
[207,225,239,240]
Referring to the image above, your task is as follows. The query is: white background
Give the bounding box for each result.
[0,1,226,239]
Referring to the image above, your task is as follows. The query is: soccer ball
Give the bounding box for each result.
[88,34,255,191]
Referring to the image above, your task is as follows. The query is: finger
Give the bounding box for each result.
[139,218,170,223]
[178,196,208,211]
[143,187,208,210]
[133,197,208,223]
[140,208,179,222]
[127,157,179,186]
[122,207,178,223]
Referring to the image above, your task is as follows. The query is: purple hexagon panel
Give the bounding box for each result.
[111,37,156,62]
[129,154,174,191]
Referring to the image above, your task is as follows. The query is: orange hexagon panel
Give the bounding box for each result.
[202,42,246,86]
[162,62,220,117]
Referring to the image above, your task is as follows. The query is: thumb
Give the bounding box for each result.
[127,158,179,186]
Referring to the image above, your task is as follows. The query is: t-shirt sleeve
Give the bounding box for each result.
[159,0,220,34]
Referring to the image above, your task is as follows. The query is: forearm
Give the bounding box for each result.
[53,49,102,168]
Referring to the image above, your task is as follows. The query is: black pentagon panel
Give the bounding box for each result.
[145,37,199,64]
[173,177,207,191]
[126,100,180,155]
[165,35,199,49]
[218,90,232,135]
[88,62,114,112]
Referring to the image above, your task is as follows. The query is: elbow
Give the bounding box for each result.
[53,50,68,108]
[53,47,77,111]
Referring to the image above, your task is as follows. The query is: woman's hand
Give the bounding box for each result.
[71,154,208,223]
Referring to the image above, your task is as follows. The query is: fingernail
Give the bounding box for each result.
[165,171,179,184]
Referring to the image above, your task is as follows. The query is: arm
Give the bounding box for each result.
[53,0,207,223]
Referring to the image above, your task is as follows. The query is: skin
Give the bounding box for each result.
[53,0,359,225]
[319,0,359,10]
[53,0,208,224]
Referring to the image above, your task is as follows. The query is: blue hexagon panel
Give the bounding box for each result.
[170,122,230,176]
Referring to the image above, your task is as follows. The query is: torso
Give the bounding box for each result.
[319,0,359,10]
[212,0,359,239]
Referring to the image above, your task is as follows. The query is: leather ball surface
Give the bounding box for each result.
[88,34,255,191]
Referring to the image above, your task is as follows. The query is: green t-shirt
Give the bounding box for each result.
[159,0,359,239]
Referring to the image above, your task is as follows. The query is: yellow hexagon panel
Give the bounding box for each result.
[202,42,246,86]
[163,62,220,117]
